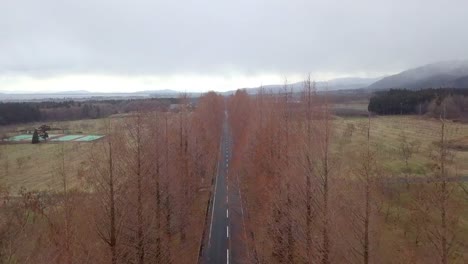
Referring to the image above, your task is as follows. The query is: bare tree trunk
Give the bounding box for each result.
[439,114,448,264]
[164,113,172,264]
[321,100,330,264]
[59,143,72,264]
[108,126,117,264]
[135,113,145,264]
[305,77,313,258]
[152,116,162,263]
[363,115,371,264]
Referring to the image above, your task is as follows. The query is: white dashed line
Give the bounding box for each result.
[226,208,229,218]
[227,249,230,264]
[227,226,229,238]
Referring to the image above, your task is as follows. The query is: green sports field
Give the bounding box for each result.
[5,134,105,143]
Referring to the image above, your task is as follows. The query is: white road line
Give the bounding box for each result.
[227,249,230,264]
[227,226,229,238]
[208,141,222,245]
[226,208,229,218]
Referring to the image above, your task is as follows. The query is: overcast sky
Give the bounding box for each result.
[1,0,468,92]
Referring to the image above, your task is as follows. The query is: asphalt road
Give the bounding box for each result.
[202,114,248,264]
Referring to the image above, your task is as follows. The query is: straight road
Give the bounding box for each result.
[202,113,248,264]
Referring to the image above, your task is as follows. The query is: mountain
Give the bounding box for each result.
[450,75,468,87]
[367,60,468,90]
[224,76,382,95]
[324,77,383,90]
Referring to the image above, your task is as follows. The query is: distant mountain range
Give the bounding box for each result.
[367,60,468,90]
[0,89,182,101]
[235,60,468,94]
[222,76,383,95]
[1,60,468,101]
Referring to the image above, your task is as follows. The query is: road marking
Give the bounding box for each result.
[226,208,229,218]
[208,141,223,245]
[227,249,230,264]
[227,226,229,238]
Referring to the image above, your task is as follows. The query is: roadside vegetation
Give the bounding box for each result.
[228,83,468,263]
[0,92,223,263]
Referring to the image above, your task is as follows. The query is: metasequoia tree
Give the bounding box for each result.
[425,110,460,264]
[308,85,334,264]
[294,75,337,263]
[56,143,74,264]
[148,113,164,263]
[228,82,323,263]
[90,118,125,264]
[344,115,382,264]
[119,111,153,264]
[162,112,173,263]
[176,94,191,243]
[302,75,316,260]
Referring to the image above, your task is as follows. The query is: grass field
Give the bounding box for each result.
[2,115,467,193]
[334,115,468,176]
[0,118,108,194]
[334,115,468,261]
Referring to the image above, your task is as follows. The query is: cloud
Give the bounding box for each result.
[1,0,468,91]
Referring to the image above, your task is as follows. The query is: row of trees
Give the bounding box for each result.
[0,92,224,263]
[228,82,466,263]
[0,98,180,125]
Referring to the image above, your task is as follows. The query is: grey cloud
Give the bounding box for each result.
[1,0,468,77]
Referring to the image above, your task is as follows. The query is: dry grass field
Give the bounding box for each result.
[334,115,468,261]
[334,115,468,176]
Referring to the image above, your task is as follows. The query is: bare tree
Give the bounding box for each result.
[90,118,123,264]
[426,107,459,264]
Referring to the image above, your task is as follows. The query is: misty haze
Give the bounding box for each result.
[1,1,467,264]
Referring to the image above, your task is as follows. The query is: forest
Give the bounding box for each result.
[0,98,180,125]
[368,88,468,118]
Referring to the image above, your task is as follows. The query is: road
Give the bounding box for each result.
[202,114,248,264]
